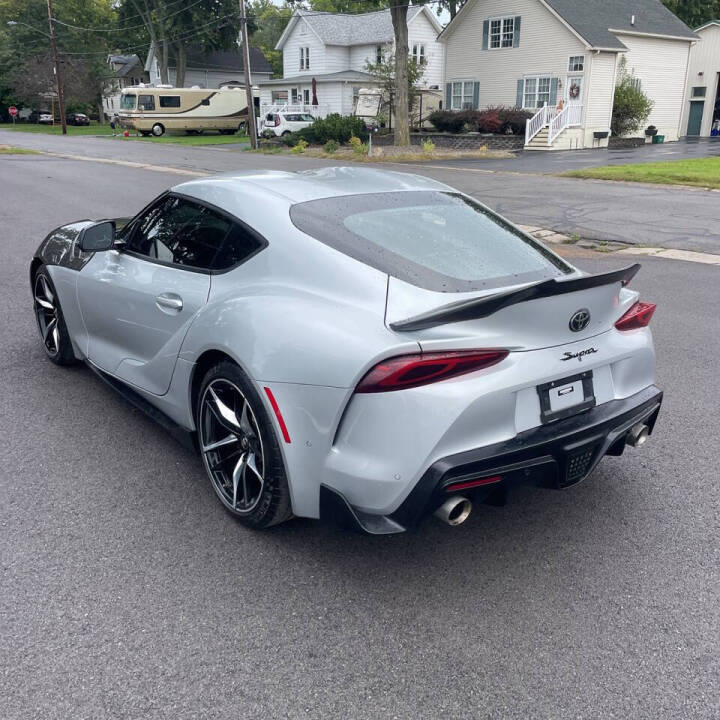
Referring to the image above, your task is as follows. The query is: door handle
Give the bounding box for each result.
[155,293,183,312]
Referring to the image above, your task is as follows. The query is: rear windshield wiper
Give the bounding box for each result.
[390,264,640,332]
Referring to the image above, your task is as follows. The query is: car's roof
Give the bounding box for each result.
[173,167,453,205]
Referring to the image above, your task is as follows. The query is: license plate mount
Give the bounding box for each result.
[537,370,595,425]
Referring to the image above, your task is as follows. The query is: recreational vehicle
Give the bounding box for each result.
[118,86,252,136]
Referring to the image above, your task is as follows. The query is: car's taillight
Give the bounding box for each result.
[275,116,280,126]
[356,350,508,393]
[615,301,656,331]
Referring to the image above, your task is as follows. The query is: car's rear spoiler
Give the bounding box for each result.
[389,264,641,332]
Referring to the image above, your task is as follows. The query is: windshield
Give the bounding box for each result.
[120,93,136,110]
[290,191,572,292]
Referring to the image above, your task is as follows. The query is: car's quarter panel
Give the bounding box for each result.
[76,250,210,396]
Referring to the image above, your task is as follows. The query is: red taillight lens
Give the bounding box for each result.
[356,350,508,393]
[615,301,656,331]
[275,116,280,126]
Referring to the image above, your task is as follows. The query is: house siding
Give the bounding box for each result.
[283,18,326,78]
[350,44,387,72]
[584,51,618,143]
[169,68,271,88]
[681,24,720,136]
[616,32,692,141]
[443,0,588,109]
[408,10,444,89]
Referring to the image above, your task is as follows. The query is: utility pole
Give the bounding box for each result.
[239,0,257,148]
[46,0,67,135]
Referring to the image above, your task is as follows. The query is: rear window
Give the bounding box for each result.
[289,191,572,292]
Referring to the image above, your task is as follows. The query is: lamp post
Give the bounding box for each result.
[7,0,67,135]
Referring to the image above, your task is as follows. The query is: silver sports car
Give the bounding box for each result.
[31,167,662,533]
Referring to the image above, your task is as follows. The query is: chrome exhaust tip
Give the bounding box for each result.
[434,496,472,526]
[626,423,649,448]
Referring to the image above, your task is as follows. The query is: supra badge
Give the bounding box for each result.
[569,309,591,332]
[562,347,598,362]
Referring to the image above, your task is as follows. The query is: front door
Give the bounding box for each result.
[566,75,583,107]
[687,100,704,136]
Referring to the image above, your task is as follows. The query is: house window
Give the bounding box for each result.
[692,86,706,97]
[300,47,310,71]
[376,45,383,64]
[451,80,474,110]
[412,44,426,65]
[489,16,515,49]
[523,76,551,108]
[568,55,585,72]
[303,88,310,104]
[290,88,298,103]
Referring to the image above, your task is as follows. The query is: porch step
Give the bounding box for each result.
[525,128,555,151]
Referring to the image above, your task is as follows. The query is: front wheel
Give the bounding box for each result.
[197,361,292,529]
[151,123,165,136]
[33,267,76,365]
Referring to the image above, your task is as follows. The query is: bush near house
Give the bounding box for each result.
[283,113,369,147]
[611,76,654,137]
[428,107,532,135]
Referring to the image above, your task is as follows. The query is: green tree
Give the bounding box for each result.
[364,51,424,124]
[661,0,720,28]
[612,58,654,137]
[247,0,292,77]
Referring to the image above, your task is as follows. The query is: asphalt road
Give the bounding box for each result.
[1,152,719,719]
[2,129,720,253]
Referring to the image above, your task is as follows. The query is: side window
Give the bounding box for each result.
[212,222,264,270]
[138,94,155,111]
[159,95,181,108]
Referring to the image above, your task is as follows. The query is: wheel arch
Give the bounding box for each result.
[190,348,238,418]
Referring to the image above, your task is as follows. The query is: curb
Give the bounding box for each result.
[517,225,720,267]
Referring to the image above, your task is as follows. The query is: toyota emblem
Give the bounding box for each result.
[569,309,591,332]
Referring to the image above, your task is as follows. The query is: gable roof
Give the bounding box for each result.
[695,20,720,32]
[440,0,696,48]
[276,6,441,50]
[544,0,697,48]
[166,45,272,75]
[108,54,142,77]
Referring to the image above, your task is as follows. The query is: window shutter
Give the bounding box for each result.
[516,79,524,108]
[550,78,559,105]
[472,81,480,109]
[513,16,521,47]
[482,20,489,50]
[445,82,452,110]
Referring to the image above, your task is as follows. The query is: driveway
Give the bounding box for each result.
[2,151,719,720]
[2,130,719,252]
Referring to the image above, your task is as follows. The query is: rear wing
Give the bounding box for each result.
[389,264,640,333]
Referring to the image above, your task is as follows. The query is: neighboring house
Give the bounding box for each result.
[258,6,444,118]
[145,43,272,88]
[439,0,697,149]
[681,21,720,137]
[103,54,149,117]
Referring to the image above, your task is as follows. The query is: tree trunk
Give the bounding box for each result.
[390,0,410,146]
[175,44,186,88]
[97,100,105,124]
[160,38,169,85]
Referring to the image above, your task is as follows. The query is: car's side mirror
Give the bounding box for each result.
[78,220,116,252]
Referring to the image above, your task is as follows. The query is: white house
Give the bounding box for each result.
[439,0,697,149]
[681,21,720,137]
[258,6,444,118]
[103,54,149,117]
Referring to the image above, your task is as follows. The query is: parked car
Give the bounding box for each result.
[30,168,662,534]
[66,112,90,126]
[263,111,316,137]
[28,110,53,124]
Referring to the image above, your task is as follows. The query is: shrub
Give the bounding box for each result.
[323,139,339,153]
[428,110,467,133]
[294,113,368,145]
[476,108,503,134]
[291,138,308,154]
[349,135,367,155]
[612,76,654,137]
[496,106,533,135]
[422,139,436,153]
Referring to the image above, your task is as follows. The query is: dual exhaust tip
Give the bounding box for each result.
[435,424,650,528]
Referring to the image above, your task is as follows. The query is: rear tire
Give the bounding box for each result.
[196,361,293,529]
[33,266,76,366]
[281,130,291,137]
[151,123,164,137]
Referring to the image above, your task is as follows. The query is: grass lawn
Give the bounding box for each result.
[0,122,249,146]
[562,157,720,190]
[0,144,39,154]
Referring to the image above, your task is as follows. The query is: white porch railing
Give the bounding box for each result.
[525,104,557,144]
[260,103,331,119]
[548,104,583,144]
